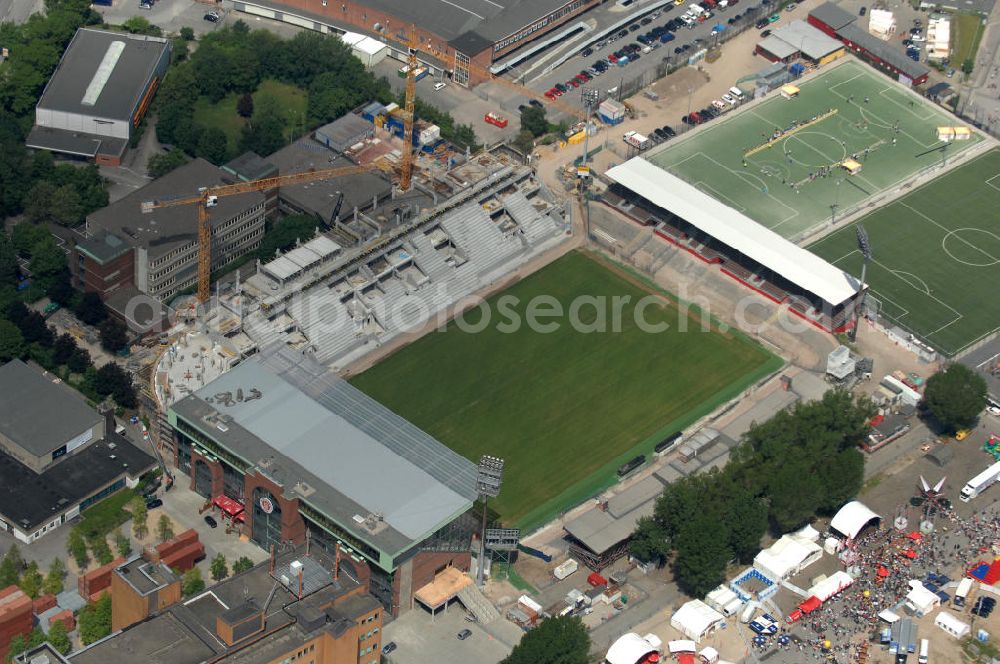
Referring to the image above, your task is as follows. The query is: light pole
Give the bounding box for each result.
[475,455,504,587]
[849,224,872,343]
[830,178,842,226]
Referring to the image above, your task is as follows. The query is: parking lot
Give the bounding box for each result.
[94,0,238,37]
[381,603,522,664]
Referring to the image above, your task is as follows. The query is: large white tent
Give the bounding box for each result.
[868,9,896,39]
[605,633,660,664]
[830,501,880,540]
[807,571,854,602]
[906,580,941,616]
[671,600,724,642]
[754,528,823,580]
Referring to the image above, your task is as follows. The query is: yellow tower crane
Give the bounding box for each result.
[399,29,420,192]
[141,164,378,304]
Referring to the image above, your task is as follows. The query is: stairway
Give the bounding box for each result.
[457,584,501,624]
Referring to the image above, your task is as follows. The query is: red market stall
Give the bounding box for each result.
[798,596,822,614]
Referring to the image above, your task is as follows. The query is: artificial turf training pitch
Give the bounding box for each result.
[648,59,981,241]
[809,147,1000,358]
[351,251,781,529]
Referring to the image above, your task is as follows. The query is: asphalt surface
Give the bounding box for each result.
[0,0,43,24]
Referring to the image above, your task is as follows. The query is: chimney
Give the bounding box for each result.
[298,568,304,599]
[269,544,276,574]
[333,542,340,582]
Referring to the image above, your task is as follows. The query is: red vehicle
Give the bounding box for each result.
[484,112,509,128]
[544,91,556,100]
[608,53,619,63]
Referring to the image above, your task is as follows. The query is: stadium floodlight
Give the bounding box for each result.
[856,225,872,260]
[475,455,505,587]
[476,455,504,498]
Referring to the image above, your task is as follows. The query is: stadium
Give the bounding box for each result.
[352,251,781,530]
[224,0,604,86]
[604,57,983,337]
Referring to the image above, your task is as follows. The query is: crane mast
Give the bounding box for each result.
[400,30,419,192]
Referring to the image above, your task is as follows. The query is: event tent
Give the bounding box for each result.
[605,633,661,664]
[830,501,880,539]
[754,529,823,580]
[905,580,941,616]
[807,571,854,602]
[671,600,724,642]
[935,611,971,638]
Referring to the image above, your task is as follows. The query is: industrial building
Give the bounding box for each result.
[165,346,479,615]
[26,28,170,166]
[755,20,846,65]
[223,0,602,86]
[0,360,155,544]
[809,2,930,84]
[70,545,386,664]
[71,158,267,306]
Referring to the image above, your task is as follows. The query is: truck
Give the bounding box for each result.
[954,578,973,607]
[553,559,579,580]
[413,66,429,81]
[484,112,509,128]
[659,31,676,43]
[960,460,1000,501]
[623,131,650,150]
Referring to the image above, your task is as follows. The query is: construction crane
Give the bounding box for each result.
[400,29,420,193]
[141,164,378,304]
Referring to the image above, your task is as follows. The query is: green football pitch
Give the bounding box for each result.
[809,148,1000,357]
[351,251,781,530]
[648,59,981,241]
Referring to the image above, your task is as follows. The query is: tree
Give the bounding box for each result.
[47,619,71,655]
[451,124,478,150]
[6,634,26,663]
[182,567,205,596]
[24,181,56,223]
[99,318,128,353]
[78,593,112,645]
[239,96,286,156]
[27,627,46,648]
[114,528,132,559]
[513,130,535,156]
[0,554,19,588]
[256,214,320,261]
[180,26,195,41]
[232,556,254,574]
[520,106,548,137]
[156,514,174,543]
[94,362,137,409]
[122,16,161,36]
[171,36,189,64]
[673,513,732,597]
[67,527,89,569]
[43,558,64,596]
[725,492,769,564]
[210,554,229,581]
[74,292,107,326]
[90,537,114,566]
[48,184,83,226]
[0,321,25,363]
[237,92,254,119]
[629,516,669,566]
[52,333,77,366]
[130,497,149,540]
[962,58,974,76]
[68,346,91,375]
[147,148,189,178]
[28,237,67,289]
[922,364,988,433]
[501,615,590,664]
[18,561,42,599]
[0,233,17,286]
[196,126,230,165]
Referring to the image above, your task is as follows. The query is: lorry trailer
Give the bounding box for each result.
[960,460,1000,502]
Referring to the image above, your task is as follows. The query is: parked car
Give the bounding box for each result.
[768,13,780,22]
[138,0,153,8]
[204,10,221,22]
[760,28,771,37]
[663,125,677,137]
[529,99,544,108]
[382,642,397,655]
[457,629,472,640]
[204,515,218,528]
[859,6,867,15]
[433,82,447,91]
[581,47,593,57]
[145,498,163,510]
[785,2,797,10]
[755,18,769,28]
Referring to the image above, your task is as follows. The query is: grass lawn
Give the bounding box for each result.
[193,79,308,153]
[79,488,138,540]
[809,148,1000,357]
[648,59,980,241]
[351,251,781,529]
[952,13,986,74]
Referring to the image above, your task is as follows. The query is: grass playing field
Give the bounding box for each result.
[351,251,781,530]
[809,148,1000,357]
[648,59,981,241]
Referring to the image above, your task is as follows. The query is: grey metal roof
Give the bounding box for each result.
[314,114,374,151]
[758,35,799,60]
[809,2,856,31]
[36,28,169,121]
[171,346,476,558]
[564,498,656,555]
[770,20,844,59]
[74,229,131,264]
[266,138,391,223]
[838,24,930,80]
[0,360,102,457]
[85,158,265,259]
[25,127,102,157]
[222,151,279,183]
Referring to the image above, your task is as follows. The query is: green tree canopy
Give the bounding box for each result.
[501,615,590,664]
[520,106,548,137]
[43,558,65,596]
[210,554,229,581]
[78,593,112,644]
[197,126,230,165]
[157,514,174,543]
[629,516,669,566]
[18,561,42,599]
[0,321,26,363]
[232,556,254,574]
[147,148,190,178]
[182,567,205,596]
[922,364,988,433]
[47,619,71,654]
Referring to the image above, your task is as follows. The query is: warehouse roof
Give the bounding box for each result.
[758,35,799,59]
[769,20,844,59]
[837,24,930,79]
[315,114,374,150]
[170,346,477,559]
[0,435,154,532]
[0,360,102,458]
[809,2,857,31]
[605,159,860,305]
[86,158,265,259]
[36,28,169,121]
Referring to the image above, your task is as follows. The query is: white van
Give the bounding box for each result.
[689,3,705,14]
[918,638,929,663]
[729,86,745,99]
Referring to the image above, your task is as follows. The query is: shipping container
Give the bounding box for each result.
[554,559,579,579]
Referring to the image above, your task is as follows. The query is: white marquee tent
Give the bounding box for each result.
[605,633,661,664]
[671,600,724,642]
[830,501,880,540]
[754,527,823,580]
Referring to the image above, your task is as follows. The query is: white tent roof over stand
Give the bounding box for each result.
[605,633,660,664]
[671,600,724,642]
[830,501,880,539]
[754,530,823,580]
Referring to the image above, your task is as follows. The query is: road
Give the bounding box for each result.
[0,0,43,24]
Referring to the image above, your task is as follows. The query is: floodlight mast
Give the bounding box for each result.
[849,225,872,342]
[475,455,504,587]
